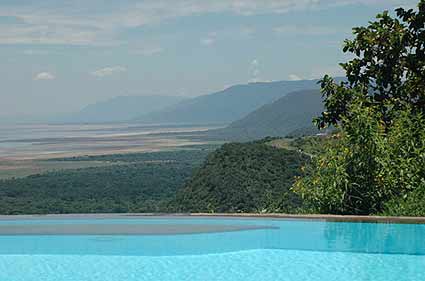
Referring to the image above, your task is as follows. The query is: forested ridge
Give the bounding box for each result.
[170,139,309,213]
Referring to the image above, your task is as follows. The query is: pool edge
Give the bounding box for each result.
[0,213,425,224]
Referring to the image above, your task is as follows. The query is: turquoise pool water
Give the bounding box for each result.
[0,217,424,281]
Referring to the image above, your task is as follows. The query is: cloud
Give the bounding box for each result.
[0,23,104,45]
[249,59,261,82]
[241,27,256,37]
[327,0,418,9]
[274,25,340,36]
[23,49,48,55]
[33,72,55,80]
[200,38,215,46]
[132,47,163,56]
[0,0,416,46]
[288,74,302,81]
[200,32,217,46]
[91,66,127,77]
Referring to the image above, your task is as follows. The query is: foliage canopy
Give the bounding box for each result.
[172,140,308,213]
[316,1,425,129]
[295,1,425,216]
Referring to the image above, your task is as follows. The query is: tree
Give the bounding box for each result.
[294,1,425,216]
[316,1,425,129]
[294,102,389,215]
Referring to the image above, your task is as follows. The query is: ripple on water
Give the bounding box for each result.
[0,249,424,281]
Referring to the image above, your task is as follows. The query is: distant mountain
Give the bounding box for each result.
[208,89,324,141]
[56,95,185,123]
[136,79,322,124]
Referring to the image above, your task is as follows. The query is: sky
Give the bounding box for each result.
[0,0,419,118]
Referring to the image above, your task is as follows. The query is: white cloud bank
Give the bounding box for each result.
[91,66,127,77]
[33,72,55,80]
[0,0,417,45]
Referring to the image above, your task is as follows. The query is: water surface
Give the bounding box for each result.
[0,217,423,281]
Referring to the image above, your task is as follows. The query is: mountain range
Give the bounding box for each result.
[207,89,324,141]
[135,79,321,124]
[49,79,330,140]
[55,95,185,123]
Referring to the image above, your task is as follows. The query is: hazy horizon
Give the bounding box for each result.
[0,0,418,119]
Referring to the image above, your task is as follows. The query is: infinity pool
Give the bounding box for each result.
[0,216,424,281]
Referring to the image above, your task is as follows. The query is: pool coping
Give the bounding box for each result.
[0,213,425,224]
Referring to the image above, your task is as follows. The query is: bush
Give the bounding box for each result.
[294,103,425,216]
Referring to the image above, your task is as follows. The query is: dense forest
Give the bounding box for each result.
[170,139,309,213]
[51,147,218,164]
[0,140,310,215]
[0,149,212,215]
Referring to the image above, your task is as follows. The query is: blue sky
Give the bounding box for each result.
[0,0,419,118]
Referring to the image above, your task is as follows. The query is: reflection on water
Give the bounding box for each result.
[323,221,424,255]
[0,218,423,256]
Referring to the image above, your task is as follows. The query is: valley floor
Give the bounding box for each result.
[0,123,223,179]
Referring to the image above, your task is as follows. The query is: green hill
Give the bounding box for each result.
[170,139,309,213]
[208,89,323,141]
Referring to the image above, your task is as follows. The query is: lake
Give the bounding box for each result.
[0,123,221,160]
